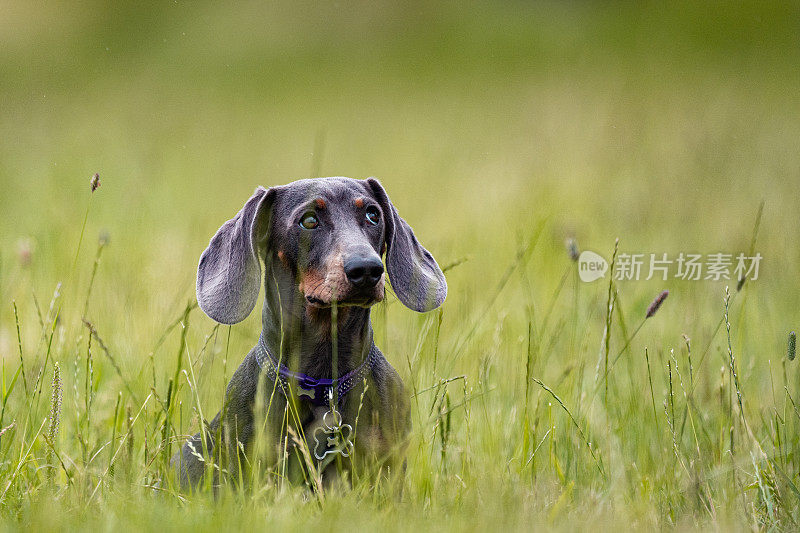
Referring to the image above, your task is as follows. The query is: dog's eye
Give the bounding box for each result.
[365,206,380,225]
[299,213,319,229]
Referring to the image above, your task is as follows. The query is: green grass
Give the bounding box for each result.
[1,0,799,530]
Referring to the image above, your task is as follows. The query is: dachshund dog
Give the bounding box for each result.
[174,177,447,490]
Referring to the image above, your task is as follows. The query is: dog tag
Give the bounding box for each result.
[313,392,354,460]
[297,384,320,403]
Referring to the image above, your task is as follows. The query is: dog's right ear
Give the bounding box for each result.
[196,186,278,324]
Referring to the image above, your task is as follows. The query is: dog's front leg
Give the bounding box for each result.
[173,411,221,491]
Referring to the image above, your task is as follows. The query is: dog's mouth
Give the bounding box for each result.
[304,294,380,309]
[305,293,383,309]
[305,295,327,306]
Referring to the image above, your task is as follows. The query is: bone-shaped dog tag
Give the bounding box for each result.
[297,384,319,403]
[313,396,354,460]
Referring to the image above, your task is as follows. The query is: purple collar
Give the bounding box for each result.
[255,334,377,407]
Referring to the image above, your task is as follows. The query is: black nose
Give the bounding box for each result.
[344,255,384,289]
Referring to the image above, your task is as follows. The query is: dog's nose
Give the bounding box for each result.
[344,255,384,289]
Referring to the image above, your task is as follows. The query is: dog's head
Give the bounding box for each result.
[195,177,447,324]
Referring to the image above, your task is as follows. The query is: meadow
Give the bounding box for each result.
[1,1,799,530]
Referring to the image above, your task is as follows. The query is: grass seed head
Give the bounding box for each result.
[48,362,62,443]
[47,362,63,483]
[789,331,797,361]
[645,290,669,318]
[90,173,101,192]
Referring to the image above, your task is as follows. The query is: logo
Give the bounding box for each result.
[578,250,608,282]
[575,249,762,283]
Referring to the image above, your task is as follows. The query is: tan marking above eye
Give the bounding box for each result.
[354,198,364,208]
[315,198,326,209]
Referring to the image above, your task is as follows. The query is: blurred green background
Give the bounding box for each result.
[1,0,799,529]
[2,0,798,358]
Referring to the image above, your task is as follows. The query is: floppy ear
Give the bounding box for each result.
[366,178,447,312]
[196,186,277,324]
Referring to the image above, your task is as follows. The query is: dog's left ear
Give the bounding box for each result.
[196,186,278,324]
[366,178,447,312]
